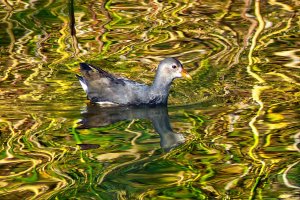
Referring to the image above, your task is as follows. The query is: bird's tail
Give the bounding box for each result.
[76,74,88,93]
[79,63,94,72]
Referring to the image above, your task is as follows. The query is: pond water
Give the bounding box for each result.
[0,0,299,199]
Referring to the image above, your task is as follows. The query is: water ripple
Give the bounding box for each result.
[0,0,299,199]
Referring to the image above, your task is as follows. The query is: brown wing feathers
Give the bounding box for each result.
[79,63,125,86]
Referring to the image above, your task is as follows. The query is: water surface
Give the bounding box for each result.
[0,0,299,199]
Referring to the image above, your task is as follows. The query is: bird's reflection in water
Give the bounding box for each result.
[78,104,185,152]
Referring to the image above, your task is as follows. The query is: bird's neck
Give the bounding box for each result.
[150,75,173,104]
[152,74,172,91]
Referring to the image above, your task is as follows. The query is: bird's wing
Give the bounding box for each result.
[78,63,148,104]
[79,63,126,86]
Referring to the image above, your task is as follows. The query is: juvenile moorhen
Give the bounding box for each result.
[76,57,191,106]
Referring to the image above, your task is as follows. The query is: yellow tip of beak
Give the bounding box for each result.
[181,69,192,79]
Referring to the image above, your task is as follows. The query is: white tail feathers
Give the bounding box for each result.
[79,79,88,93]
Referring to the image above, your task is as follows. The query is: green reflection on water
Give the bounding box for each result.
[0,0,300,199]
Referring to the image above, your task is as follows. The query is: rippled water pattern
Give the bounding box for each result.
[0,0,299,199]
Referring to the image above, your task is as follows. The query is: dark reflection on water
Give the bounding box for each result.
[78,105,185,152]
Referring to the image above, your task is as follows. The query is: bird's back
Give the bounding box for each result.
[77,63,150,105]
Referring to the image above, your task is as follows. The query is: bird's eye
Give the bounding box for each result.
[172,65,177,69]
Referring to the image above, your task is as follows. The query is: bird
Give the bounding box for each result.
[76,57,191,106]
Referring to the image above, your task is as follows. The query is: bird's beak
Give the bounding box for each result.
[181,68,192,79]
